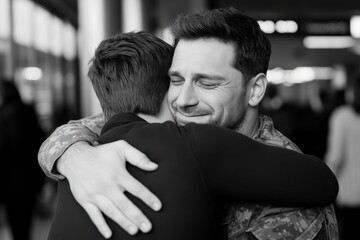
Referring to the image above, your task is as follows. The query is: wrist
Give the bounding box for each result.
[57,141,91,178]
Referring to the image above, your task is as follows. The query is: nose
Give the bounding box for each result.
[175,81,199,108]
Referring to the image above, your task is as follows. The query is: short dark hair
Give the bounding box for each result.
[170,7,271,83]
[88,31,173,120]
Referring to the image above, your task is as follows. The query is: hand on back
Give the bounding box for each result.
[57,140,161,238]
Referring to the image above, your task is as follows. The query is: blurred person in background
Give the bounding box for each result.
[0,79,45,240]
[38,8,338,240]
[325,74,360,240]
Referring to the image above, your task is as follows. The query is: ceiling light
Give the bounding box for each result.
[303,36,355,49]
[268,67,334,85]
[275,20,298,33]
[258,20,275,34]
[22,67,43,81]
[350,16,360,38]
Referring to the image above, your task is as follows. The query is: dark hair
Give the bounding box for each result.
[352,75,360,114]
[88,31,174,120]
[170,7,271,83]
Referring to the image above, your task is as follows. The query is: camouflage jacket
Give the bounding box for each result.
[222,115,338,240]
[38,114,338,240]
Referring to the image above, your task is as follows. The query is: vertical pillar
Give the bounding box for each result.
[77,0,124,117]
[5,0,14,78]
[78,0,105,117]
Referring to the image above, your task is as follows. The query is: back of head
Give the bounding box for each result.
[88,31,174,120]
[170,7,271,83]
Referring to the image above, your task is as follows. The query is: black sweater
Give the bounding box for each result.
[48,113,338,240]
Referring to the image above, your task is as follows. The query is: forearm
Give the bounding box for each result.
[38,114,105,180]
[187,124,338,206]
[226,152,338,206]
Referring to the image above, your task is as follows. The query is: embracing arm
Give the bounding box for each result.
[185,123,339,207]
[38,114,104,180]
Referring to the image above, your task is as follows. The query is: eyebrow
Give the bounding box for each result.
[168,70,225,81]
[194,73,225,81]
[168,70,181,77]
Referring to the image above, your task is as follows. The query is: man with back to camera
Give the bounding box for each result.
[39,8,338,240]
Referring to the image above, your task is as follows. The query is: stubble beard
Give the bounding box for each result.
[225,90,248,133]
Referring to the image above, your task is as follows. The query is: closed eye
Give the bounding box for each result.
[197,80,219,89]
[170,77,185,86]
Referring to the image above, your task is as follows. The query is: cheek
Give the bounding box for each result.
[167,86,179,103]
[222,95,243,115]
[203,95,226,115]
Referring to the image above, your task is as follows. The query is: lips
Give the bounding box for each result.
[176,113,207,118]
[174,112,209,125]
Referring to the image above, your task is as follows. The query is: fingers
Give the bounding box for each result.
[69,139,162,236]
[116,140,158,171]
[120,171,162,212]
[109,191,153,233]
[83,189,153,236]
[82,202,113,239]
[105,140,162,211]
[91,195,140,235]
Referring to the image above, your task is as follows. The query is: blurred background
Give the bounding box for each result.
[0,0,359,239]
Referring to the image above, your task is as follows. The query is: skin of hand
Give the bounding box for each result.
[57,140,162,238]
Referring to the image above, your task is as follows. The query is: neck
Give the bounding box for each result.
[234,108,260,137]
[137,113,162,123]
[137,99,174,123]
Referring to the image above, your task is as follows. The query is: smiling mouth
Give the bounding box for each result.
[174,113,209,124]
[177,114,206,118]
[175,112,208,118]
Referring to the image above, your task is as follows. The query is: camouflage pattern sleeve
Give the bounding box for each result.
[223,115,339,240]
[38,113,105,180]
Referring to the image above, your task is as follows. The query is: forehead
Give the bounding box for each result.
[170,38,236,72]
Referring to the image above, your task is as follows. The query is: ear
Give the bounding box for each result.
[248,73,267,107]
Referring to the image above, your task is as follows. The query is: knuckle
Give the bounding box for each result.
[94,195,110,209]
[112,213,125,224]
[131,184,145,197]
[116,200,128,211]
[96,201,107,211]
[130,210,145,222]
[76,190,94,204]
[116,175,131,188]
